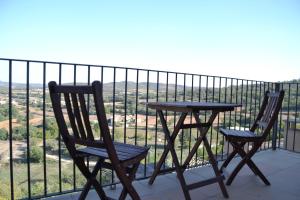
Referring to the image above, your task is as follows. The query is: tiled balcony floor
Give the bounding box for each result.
[45,149,300,200]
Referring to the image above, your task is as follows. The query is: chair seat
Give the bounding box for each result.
[219,128,261,142]
[77,142,149,163]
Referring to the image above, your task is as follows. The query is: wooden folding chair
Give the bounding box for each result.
[219,90,284,185]
[49,81,149,200]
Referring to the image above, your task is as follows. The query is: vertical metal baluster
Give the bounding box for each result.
[58,63,62,193]
[9,60,14,200]
[112,67,116,184]
[285,84,291,149]
[239,80,243,130]
[277,83,284,148]
[163,72,169,170]
[144,70,150,176]
[203,76,208,164]
[292,83,299,151]
[73,64,77,191]
[223,78,228,159]
[43,62,47,196]
[218,77,226,160]
[215,77,221,157]
[188,75,194,167]
[180,74,186,165]
[86,66,90,169]
[100,66,104,184]
[234,79,238,130]
[229,79,233,129]
[154,72,159,167]
[253,81,258,123]
[210,76,215,151]
[124,69,128,144]
[135,69,139,146]
[172,73,178,168]
[248,81,254,151]
[244,80,249,131]
[26,61,31,199]
[196,75,201,163]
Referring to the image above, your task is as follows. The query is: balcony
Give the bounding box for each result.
[0,58,299,199]
[46,149,300,200]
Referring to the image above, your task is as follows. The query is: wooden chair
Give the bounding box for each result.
[219,90,284,185]
[48,81,149,200]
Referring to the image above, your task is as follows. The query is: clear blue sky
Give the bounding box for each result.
[0,0,299,82]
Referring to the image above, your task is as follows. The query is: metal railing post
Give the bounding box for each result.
[272,82,281,150]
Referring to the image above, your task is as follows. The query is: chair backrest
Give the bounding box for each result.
[48,81,117,160]
[250,90,285,138]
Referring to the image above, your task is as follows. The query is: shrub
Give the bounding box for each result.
[30,146,43,163]
[0,129,8,140]
[12,126,26,140]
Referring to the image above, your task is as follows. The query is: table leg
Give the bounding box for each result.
[192,111,229,198]
[150,111,191,200]
[183,111,218,167]
[148,112,187,185]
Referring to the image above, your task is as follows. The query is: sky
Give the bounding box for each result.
[0,0,300,82]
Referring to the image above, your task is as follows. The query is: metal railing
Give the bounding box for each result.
[0,58,298,199]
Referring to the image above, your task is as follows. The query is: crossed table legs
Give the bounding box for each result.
[148,110,228,200]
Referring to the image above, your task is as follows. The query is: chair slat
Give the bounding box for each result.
[71,93,87,140]
[78,94,94,140]
[64,93,80,139]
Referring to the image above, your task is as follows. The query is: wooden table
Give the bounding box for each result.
[147,102,241,200]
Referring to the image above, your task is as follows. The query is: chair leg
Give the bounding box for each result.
[114,164,141,200]
[75,158,108,200]
[220,148,238,173]
[232,142,270,185]
[226,145,264,186]
[119,163,140,200]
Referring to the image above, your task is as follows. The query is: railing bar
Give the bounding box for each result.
[220,78,224,160]
[277,83,284,148]
[210,77,215,153]
[58,63,62,193]
[262,82,267,149]
[100,66,103,184]
[292,83,299,151]
[239,80,244,130]
[285,84,291,149]
[134,69,139,146]
[248,80,254,151]
[244,81,249,131]
[9,59,14,200]
[0,58,278,83]
[42,62,47,195]
[203,76,208,164]
[26,61,31,199]
[188,75,194,167]
[124,69,128,144]
[154,72,159,167]
[195,75,201,163]
[173,73,178,169]
[180,74,186,165]
[215,77,221,157]
[73,64,77,191]
[144,71,150,176]
[234,79,238,131]
[112,67,116,184]
[163,72,169,170]
[86,66,91,170]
